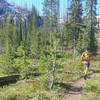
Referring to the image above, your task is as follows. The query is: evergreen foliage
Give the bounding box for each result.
[0,0,99,99]
[85,0,97,53]
[63,0,84,54]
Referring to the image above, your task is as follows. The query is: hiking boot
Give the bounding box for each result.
[84,75,87,80]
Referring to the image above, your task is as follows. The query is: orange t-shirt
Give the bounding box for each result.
[82,52,92,62]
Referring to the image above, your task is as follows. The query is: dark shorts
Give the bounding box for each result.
[84,62,90,68]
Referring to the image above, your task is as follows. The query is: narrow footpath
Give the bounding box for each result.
[62,73,98,100]
[62,53,100,100]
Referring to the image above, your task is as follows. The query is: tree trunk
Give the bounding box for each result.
[51,41,56,88]
[73,11,76,61]
[24,51,27,79]
[73,35,76,61]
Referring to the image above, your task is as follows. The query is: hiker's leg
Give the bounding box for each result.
[84,63,87,75]
[84,66,86,75]
[85,66,89,75]
[84,66,87,75]
[84,66,88,80]
[84,62,90,80]
[84,66,87,80]
[84,62,90,75]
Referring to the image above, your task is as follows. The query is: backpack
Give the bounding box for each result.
[84,52,90,61]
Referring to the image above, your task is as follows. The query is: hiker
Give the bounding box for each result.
[81,48,93,80]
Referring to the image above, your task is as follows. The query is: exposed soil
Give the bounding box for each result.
[61,73,99,100]
[61,52,100,100]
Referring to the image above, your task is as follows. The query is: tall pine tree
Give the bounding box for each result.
[63,0,83,56]
[42,0,58,45]
[85,0,97,53]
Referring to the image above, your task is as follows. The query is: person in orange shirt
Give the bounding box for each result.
[81,48,92,80]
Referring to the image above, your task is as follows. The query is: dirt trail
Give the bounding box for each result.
[62,53,100,100]
[62,73,98,100]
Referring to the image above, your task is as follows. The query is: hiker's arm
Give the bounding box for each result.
[81,54,84,60]
[90,53,93,60]
[91,55,94,60]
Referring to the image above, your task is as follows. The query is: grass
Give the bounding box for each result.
[0,80,60,100]
[81,74,100,100]
[0,51,100,100]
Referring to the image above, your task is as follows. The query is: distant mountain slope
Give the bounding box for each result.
[0,0,42,26]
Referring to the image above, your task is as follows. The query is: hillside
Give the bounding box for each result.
[0,0,42,26]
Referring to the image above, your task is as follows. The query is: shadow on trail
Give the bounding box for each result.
[55,82,82,95]
[55,82,71,90]
[58,69,100,97]
[67,86,82,95]
[90,69,100,73]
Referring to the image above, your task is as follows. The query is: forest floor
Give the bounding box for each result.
[62,53,100,100]
[61,72,100,100]
[0,52,100,100]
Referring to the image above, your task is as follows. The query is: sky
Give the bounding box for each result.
[6,0,71,18]
[7,0,100,18]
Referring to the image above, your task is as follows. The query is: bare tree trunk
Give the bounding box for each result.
[73,12,76,61]
[44,32,46,46]
[61,31,63,52]
[24,51,27,79]
[51,41,56,88]
[73,35,76,61]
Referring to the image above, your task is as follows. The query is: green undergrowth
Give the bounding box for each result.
[81,74,100,100]
[0,51,100,100]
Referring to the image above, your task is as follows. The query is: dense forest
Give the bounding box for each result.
[0,0,100,100]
